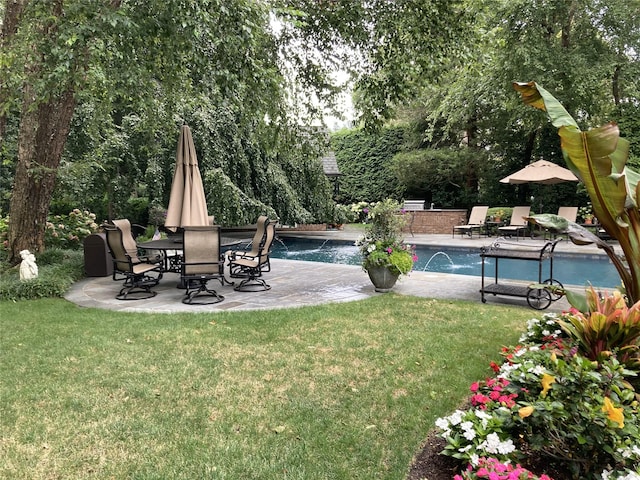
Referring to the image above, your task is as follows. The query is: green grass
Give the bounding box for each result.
[0,296,534,479]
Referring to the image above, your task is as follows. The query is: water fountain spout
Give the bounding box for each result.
[423,251,454,271]
[273,236,289,251]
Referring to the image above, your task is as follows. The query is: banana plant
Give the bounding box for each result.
[514,81,640,306]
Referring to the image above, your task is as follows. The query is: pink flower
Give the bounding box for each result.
[470,382,480,392]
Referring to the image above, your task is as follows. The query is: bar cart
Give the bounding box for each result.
[479,238,563,310]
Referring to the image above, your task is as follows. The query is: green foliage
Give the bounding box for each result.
[44,209,100,250]
[331,127,408,203]
[558,287,640,368]
[357,199,414,276]
[392,147,488,207]
[436,311,640,479]
[488,207,512,222]
[0,249,84,301]
[514,81,640,304]
[331,204,357,224]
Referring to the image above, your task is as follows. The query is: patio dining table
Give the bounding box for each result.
[138,236,247,274]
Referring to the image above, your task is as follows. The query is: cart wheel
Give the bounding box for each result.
[527,288,552,310]
[543,278,564,300]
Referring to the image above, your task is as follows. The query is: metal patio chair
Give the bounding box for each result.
[452,206,489,238]
[180,225,226,305]
[104,221,163,300]
[228,219,276,291]
[497,206,531,240]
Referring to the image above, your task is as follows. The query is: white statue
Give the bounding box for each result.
[19,249,38,280]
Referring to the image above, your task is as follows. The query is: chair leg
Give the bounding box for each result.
[182,279,225,305]
[233,276,271,292]
[116,273,158,300]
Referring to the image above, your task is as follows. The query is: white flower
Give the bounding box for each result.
[528,365,546,376]
[600,471,640,480]
[478,433,516,455]
[461,421,476,440]
[469,453,479,467]
[448,410,465,426]
[435,417,449,430]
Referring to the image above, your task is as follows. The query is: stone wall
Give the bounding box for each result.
[402,209,467,235]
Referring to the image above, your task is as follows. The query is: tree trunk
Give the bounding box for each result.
[7,85,76,264]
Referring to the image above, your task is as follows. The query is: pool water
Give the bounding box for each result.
[270,238,622,289]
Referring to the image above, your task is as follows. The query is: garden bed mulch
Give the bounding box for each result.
[407,430,573,480]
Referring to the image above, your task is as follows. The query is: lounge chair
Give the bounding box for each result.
[452,206,489,238]
[497,206,531,240]
[180,225,225,305]
[542,206,578,239]
[228,219,276,291]
[104,221,163,300]
[557,206,578,223]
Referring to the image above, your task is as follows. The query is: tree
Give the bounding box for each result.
[386,0,639,210]
[1,0,323,263]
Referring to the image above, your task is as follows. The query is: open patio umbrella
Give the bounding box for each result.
[500,159,579,215]
[164,125,209,229]
[499,159,578,185]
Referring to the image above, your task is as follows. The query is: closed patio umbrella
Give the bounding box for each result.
[165,125,209,229]
[500,159,579,185]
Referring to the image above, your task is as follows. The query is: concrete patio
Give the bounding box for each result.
[65,228,615,314]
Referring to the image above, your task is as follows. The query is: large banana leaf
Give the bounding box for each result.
[514,81,640,305]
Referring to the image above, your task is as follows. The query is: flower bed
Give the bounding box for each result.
[434,289,640,479]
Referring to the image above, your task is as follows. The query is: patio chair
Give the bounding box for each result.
[497,206,531,240]
[112,219,148,258]
[104,222,163,300]
[452,206,489,238]
[557,206,578,223]
[540,206,578,240]
[231,215,269,257]
[228,219,276,291]
[180,225,225,305]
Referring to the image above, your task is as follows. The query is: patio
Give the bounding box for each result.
[63,229,610,313]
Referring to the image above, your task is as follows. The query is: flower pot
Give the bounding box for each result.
[583,217,593,225]
[366,266,400,293]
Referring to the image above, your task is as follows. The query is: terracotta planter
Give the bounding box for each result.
[366,266,400,293]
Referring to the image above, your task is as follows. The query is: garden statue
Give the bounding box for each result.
[19,249,38,280]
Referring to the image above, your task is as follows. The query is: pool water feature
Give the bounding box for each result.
[270,237,622,289]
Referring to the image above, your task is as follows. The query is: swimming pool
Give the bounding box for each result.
[270,237,622,289]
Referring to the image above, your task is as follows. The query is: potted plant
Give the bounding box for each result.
[356,199,417,292]
[578,204,594,224]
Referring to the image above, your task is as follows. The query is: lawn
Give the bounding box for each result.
[0,295,534,479]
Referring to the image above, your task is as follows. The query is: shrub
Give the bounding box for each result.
[436,307,640,480]
[0,249,84,301]
[45,209,100,250]
[558,287,640,368]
